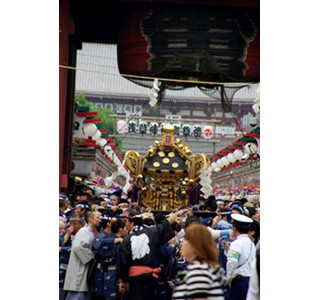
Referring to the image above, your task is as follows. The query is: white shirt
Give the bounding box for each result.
[226,234,256,279]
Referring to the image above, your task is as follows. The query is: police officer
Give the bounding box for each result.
[226,214,256,300]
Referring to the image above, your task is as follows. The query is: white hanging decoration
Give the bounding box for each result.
[73,116,87,138]
[217,159,224,168]
[83,123,98,138]
[198,156,213,199]
[233,149,244,160]
[92,130,102,141]
[105,176,113,187]
[96,138,107,147]
[221,156,230,167]
[227,153,236,164]
[211,162,219,171]
[244,142,258,155]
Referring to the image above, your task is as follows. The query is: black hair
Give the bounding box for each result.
[100,218,110,229]
[239,198,248,206]
[171,221,181,233]
[143,218,155,227]
[129,216,143,226]
[154,213,166,224]
[233,222,251,234]
[111,219,126,234]
[250,220,260,244]
[78,192,92,202]
[118,199,130,206]
[203,199,217,212]
[185,215,201,228]
[91,196,104,206]
[246,207,257,218]
[85,187,95,195]
[207,195,216,202]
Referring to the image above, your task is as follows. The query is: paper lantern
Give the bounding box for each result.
[244,142,258,155]
[96,138,107,147]
[217,159,224,168]
[83,123,97,137]
[227,153,236,164]
[92,130,102,141]
[117,120,128,134]
[211,162,219,170]
[221,156,230,166]
[233,149,244,160]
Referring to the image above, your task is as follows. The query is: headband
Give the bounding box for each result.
[231,204,244,215]
[75,204,91,210]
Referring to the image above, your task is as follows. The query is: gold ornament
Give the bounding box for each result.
[155,140,160,146]
[158,151,165,157]
[153,162,160,167]
[172,162,179,168]
[189,179,194,184]
[168,152,175,158]
[163,158,170,164]
[176,138,181,143]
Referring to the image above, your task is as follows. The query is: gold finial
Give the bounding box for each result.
[163,124,175,134]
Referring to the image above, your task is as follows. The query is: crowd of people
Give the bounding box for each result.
[59,185,260,300]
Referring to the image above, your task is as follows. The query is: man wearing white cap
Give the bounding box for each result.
[226,214,256,300]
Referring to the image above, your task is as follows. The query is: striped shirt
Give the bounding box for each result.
[172,261,227,300]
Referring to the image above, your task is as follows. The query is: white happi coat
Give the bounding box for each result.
[63,226,95,292]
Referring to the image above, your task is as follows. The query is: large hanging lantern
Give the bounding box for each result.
[83,123,98,138]
[193,125,202,138]
[117,120,128,134]
[233,149,244,160]
[182,124,191,138]
[117,6,260,85]
[227,153,236,164]
[128,121,136,134]
[150,122,158,136]
[139,122,147,135]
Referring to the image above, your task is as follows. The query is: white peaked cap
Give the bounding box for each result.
[231,213,253,223]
